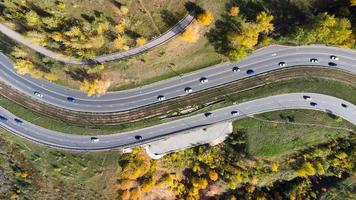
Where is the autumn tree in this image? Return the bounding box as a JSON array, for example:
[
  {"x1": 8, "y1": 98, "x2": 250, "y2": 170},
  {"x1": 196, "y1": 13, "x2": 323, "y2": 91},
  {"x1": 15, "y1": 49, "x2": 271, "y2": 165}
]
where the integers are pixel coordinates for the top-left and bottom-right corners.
[
  {"x1": 79, "y1": 79, "x2": 110, "y2": 96},
  {"x1": 136, "y1": 37, "x2": 147, "y2": 46},
  {"x1": 208, "y1": 170, "x2": 218, "y2": 181},
  {"x1": 113, "y1": 36, "x2": 129, "y2": 50},
  {"x1": 25, "y1": 10, "x2": 41, "y2": 26},
  {"x1": 230, "y1": 7, "x2": 240, "y2": 17},
  {"x1": 291, "y1": 13, "x2": 354, "y2": 47},
  {"x1": 13, "y1": 59, "x2": 35, "y2": 75},
  {"x1": 197, "y1": 10, "x2": 213, "y2": 26},
  {"x1": 271, "y1": 163, "x2": 279, "y2": 172},
  {"x1": 351, "y1": 0, "x2": 356, "y2": 6},
  {"x1": 295, "y1": 162, "x2": 316, "y2": 177},
  {"x1": 181, "y1": 25, "x2": 199, "y2": 43}
]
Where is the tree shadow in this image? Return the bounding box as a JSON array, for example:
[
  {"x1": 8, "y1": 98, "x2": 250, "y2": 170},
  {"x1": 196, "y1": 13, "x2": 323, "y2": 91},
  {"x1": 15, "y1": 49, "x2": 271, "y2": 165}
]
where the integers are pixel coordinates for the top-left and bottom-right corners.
[
  {"x1": 160, "y1": 10, "x2": 180, "y2": 27},
  {"x1": 65, "y1": 68, "x2": 99, "y2": 82},
  {"x1": 184, "y1": 1, "x2": 203, "y2": 15}
]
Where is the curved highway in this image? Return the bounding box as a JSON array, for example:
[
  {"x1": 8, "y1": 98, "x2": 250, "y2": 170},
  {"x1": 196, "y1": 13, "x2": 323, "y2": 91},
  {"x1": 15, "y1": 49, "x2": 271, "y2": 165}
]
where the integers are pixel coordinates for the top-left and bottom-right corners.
[
  {"x1": 0, "y1": 45, "x2": 355, "y2": 113},
  {"x1": 0, "y1": 93, "x2": 354, "y2": 151},
  {"x1": 0, "y1": 13, "x2": 195, "y2": 64}
]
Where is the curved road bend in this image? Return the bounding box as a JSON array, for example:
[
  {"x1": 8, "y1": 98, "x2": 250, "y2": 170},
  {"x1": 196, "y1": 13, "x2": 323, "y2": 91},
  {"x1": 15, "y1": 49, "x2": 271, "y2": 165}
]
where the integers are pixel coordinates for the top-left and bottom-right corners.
[
  {"x1": 0, "y1": 45, "x2": 355, "y2": 112},
  {"x1": 0, "y1": 13, "x2": 195, "y2": 64},
  {"x1": 0, "y1": 93, "x2": 354, "y2": 151}
]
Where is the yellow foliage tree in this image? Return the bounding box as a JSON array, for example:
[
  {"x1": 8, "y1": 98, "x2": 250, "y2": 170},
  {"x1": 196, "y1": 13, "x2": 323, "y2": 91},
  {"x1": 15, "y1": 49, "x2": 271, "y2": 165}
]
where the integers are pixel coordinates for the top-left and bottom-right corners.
[
  {"x1": 79, "y1": 79, "x2": 110, "y2": 96},
  {"x1": 230, "y1": 7, "x2": 240, "y2": 16},
  {"x1": 136, "y1": 37, "x2": 147, "y2": 46},
  {"x1": 351, "y1": 0, "x2": 356, "y2": 6},
  {"x1": 256, "y1": 11, "x2": 274, "y2": 32},
  {"x1": 25, "y1": 11, "x2": 41, "y2": 26},
  {"x1": 20, "y1": 172, "x2": 29, "y2": 178},
  {"x1": 113, "y1": 36, "x2": 129, "y2": 50},
  {"x1": 191, "y1": 177, "x2": 208, "y2": 189},
  {"x1": 130, "y1": 188, "x2": 142, "y2": 200},
  {"x1": 197, "y1": 11, "x2": 213, "y2": 26},
  {"x1": 141, "y1": 177, "x2": 156, "y2": 193},
  {"x1": 295, "y1": 162, "x2": 316, "y2": 177},
  {"x1": 208, "y1": 170, "x2": 218, "y2": 181},
  {"x1": 181, "y1": 25, "x2": 199, "y2": 43},
  {"x1": 114, "y1": 23, "x2": 126, "y2": 33},
  {"x1": 120, "y1": 5, "x2": 129, "y2": 15},
  {"x1": 13, "y1": 59, "x2": 35, "y2": 75},
  {"x1": 119, "y1": 179, "x2": 135, "y2": 190},
  {"x1": 271, "y1": 163, "x2": 279, "y2": 172},
  {"x1": 11, "y1": 47, "x2": 28, "y2": 59}
]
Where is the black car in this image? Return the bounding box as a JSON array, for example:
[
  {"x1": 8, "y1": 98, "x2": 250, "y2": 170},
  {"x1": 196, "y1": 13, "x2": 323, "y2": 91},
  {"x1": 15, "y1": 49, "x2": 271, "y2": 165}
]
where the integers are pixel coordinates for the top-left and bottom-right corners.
[
  {"x1": 328, "y1": 62, "x2": 337, "y2": 67},
  {"x1": 204, "y1": 112, "x2": 212, "y2": 118},
  {"x1": 246, "y1": 69, "x2": 255, "y2": 75},
  {"x1": 135, "y1": 135, "x2": 143, "y2": 140},
  {"x1": 310, "y1": 102, "x2": 318, "y2": 106},
  {"x1": 341, "y1": 103, "x2": 348, "y2": 108},
  {"x1": 232, "y1": 66, "x2": 240, "y2": 72},
  {"x1": 0, "y1": 115, "x2": 8, "y2": 121},
  {"x1": 67, "y1": 97, "x2": 76, "y2": 103},
  {"x1": 14, "y1": 118, "x2": 23, "y2": 124}
]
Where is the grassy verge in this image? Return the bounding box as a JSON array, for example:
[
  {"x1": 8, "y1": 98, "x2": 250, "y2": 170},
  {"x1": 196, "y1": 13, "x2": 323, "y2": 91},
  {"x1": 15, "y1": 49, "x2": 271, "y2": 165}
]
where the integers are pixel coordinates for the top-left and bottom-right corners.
[
  {"x1": 233, "y1": 110, "x2": 355, "y2": 158},
  {"x1": 0, "y1": 77, "x2": 355, "y2": 136},
  {"x1": 0, "y1": 129, "x2": 121, "y2": 199}
]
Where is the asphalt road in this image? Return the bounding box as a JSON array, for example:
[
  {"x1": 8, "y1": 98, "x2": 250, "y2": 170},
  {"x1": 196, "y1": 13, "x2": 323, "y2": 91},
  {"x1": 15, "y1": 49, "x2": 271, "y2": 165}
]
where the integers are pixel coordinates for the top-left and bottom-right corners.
[
  {"x1": 0, "y1": 13, "x2": 195, "y2": 64},
  {"x1": 0, "y1": 45, "x2": 355, "y2": 113},
  {"x1": 0, "y1": 93, "x2": 354, "y2": 151}
]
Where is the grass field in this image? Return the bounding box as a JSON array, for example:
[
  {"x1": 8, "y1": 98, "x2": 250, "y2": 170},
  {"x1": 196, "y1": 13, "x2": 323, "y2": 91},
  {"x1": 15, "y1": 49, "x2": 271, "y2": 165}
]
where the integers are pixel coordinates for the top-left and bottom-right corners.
[
  {"x1": 233, "y1": 110, "x2": 356, "y2": 158},
  {"x1": 0, "y1": 130, "x2": 121, "y2": 199},
  {"x1": 0, "y1": 77, "x2": 355, "y2": 136}
]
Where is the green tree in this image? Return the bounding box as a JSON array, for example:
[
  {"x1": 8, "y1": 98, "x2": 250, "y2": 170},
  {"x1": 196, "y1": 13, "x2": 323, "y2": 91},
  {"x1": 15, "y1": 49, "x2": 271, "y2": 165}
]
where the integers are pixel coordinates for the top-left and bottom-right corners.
[{"x1": 25, "y1": 11, "x2": 41, "y2": 26}]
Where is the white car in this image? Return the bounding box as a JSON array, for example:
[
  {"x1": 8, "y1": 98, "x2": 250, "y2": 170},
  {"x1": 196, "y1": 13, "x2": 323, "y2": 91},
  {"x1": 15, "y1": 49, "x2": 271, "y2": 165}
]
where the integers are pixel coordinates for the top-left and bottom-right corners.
[
  {"x1": 200, "y1": 77, "x2": 208, "y2": 83},
  {"x1": 157, "y1": 95, "x2": 165, "y2": 101},
  {"x1": 184, "y1": 87, "x2": 193, "y2": 94},
  {"x1": 310, "y1": 58, "x2": 318, "y2": 63},
  {"x1": 330, "y1": 55, "x2": 339, "y2": 60},
  {"x1": 278, "y1": 62, "x2": 286, "y2": 67},
  {"x1": 90, "y1": 137, "x2": 99, "y2": 143},
  {"x1": 34, "y1": 91, "x2": 43, "y2": 98}
]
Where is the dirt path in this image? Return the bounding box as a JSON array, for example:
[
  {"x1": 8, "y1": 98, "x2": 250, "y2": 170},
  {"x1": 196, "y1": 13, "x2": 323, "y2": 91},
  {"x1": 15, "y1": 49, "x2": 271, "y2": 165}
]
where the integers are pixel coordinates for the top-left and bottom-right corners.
[{"x1": 138, "y1": 0, "x2": 161, "y2": 35}]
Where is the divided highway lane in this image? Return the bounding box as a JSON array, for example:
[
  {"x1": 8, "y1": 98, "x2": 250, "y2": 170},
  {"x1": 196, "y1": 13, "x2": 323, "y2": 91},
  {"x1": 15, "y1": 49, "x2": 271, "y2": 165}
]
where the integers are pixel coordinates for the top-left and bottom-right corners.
[
  {"x1": 0, "y1": 93, "x2": 354, "y2": 151},
  {"x1": 0, "y1": 45, "x2": 355, "y2": 112},
  {"x1": 0, "y1": 13, "x2": 195, "y2": 64}
]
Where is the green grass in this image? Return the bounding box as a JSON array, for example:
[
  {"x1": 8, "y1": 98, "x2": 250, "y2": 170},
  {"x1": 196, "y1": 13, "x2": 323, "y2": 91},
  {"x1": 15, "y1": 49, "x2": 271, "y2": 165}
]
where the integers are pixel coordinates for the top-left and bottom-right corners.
[
  {"x1": 233, "y1": 110, "x2": 355, "y2": 158},
  {"x1": 0, "y1": 77, "x2": 355, "y2": 136},
  {"x1": 0, "y1": 129, "x2": 122, "y2": 199}
]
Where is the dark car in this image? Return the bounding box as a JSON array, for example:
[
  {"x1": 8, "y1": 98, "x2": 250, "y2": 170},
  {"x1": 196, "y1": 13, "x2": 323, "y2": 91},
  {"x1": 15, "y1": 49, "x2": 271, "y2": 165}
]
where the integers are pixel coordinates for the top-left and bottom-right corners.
[
  {"x1": 14, "y1": 118, "x2": 23, "y2": 124},
  {"x1": 328, "y1": 62, "x2": 337, "y2": 67},
  {"x1": 310, "y1": 102, "x2": 318, "y2": 106},
  {"x1": 0, "y1": 115, "x2": 8, "y2": 121},
  {"x1": 204, "y1": 112, "x2": 212, "y2": 118},
  {"x1": 135, "y1": 135, "x2": 143, "y2": 140},
  {"x1": 303, "y1": 95, "x2": 311, "y2": 101},
  {"x1": 67, "y1": 97, "x2": 76, "y2": 103},
  {"x1": 246, "y1": 69, "x2": 255, "y2": 75},
  {"x1": 341, "y1": 103, "x2": 348, "y2": 108},
  {"x1": 232, "y1": 66, "x2": 240, "y2": 72}
]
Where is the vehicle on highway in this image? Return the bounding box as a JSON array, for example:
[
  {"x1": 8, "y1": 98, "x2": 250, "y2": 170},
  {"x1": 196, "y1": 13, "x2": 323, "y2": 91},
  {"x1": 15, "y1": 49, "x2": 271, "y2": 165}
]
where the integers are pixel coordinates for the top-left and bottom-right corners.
[
  {"x1": 200, "y1": 77, "x2": 208, "y2": 83},
  {"x1": 303, "y1": 95, "x2": 312, "y2": 101},
  {"x1": 204, "y1": 112, "x2": 212, "y2": 118},
  {"x1": 330, "y1": 55, "x2": 339, "y2": 60},
  {"x1": 184, "y1": 87, "x2": 193, "y2": 94},
  {"x1": 232, "y1": 66, "x2": 240, "y2": 72},
  {"x1": 246, "y1": 69, "x2": 255, "y2": 75},
  {"x1": 231, "y1": 111, "x2": 239, "y2": 116},
  {"x1": 67, "y1": 97, "x2": 76, "y2": 103},
  {"x1": 310, "y1": 102, "x2": 318, "y2": 106},
  {"x1": 14, "y1": 118, "x2": 23, "y2": 124},
  {"x1": 157, "y1": 95, "x2": 166, "y2": 101},
  {"x1": 135, "y1": 135, "x2": 143, "y2": 140},
  {"x1": 341, "y1": 103, "x2": 348, "y2": 108},
  {"x1": 34, "y1": 91, "x2": 43, "y2": 98},
  {"x1": 90, "y1": 137, "x2": 99, "y2": 143},
  {"x1": 310, "y1": 58, "x2": 319, "y2": 63},
  {"x1": 0, "y1": 115, "x2": 8, "y2": 121},
  {"x1": 278, "y1": 62, "x2": 286, "y2": 67},
  {"x1": 328, "y1": 62, "x2": 337, "y2": 66}
]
